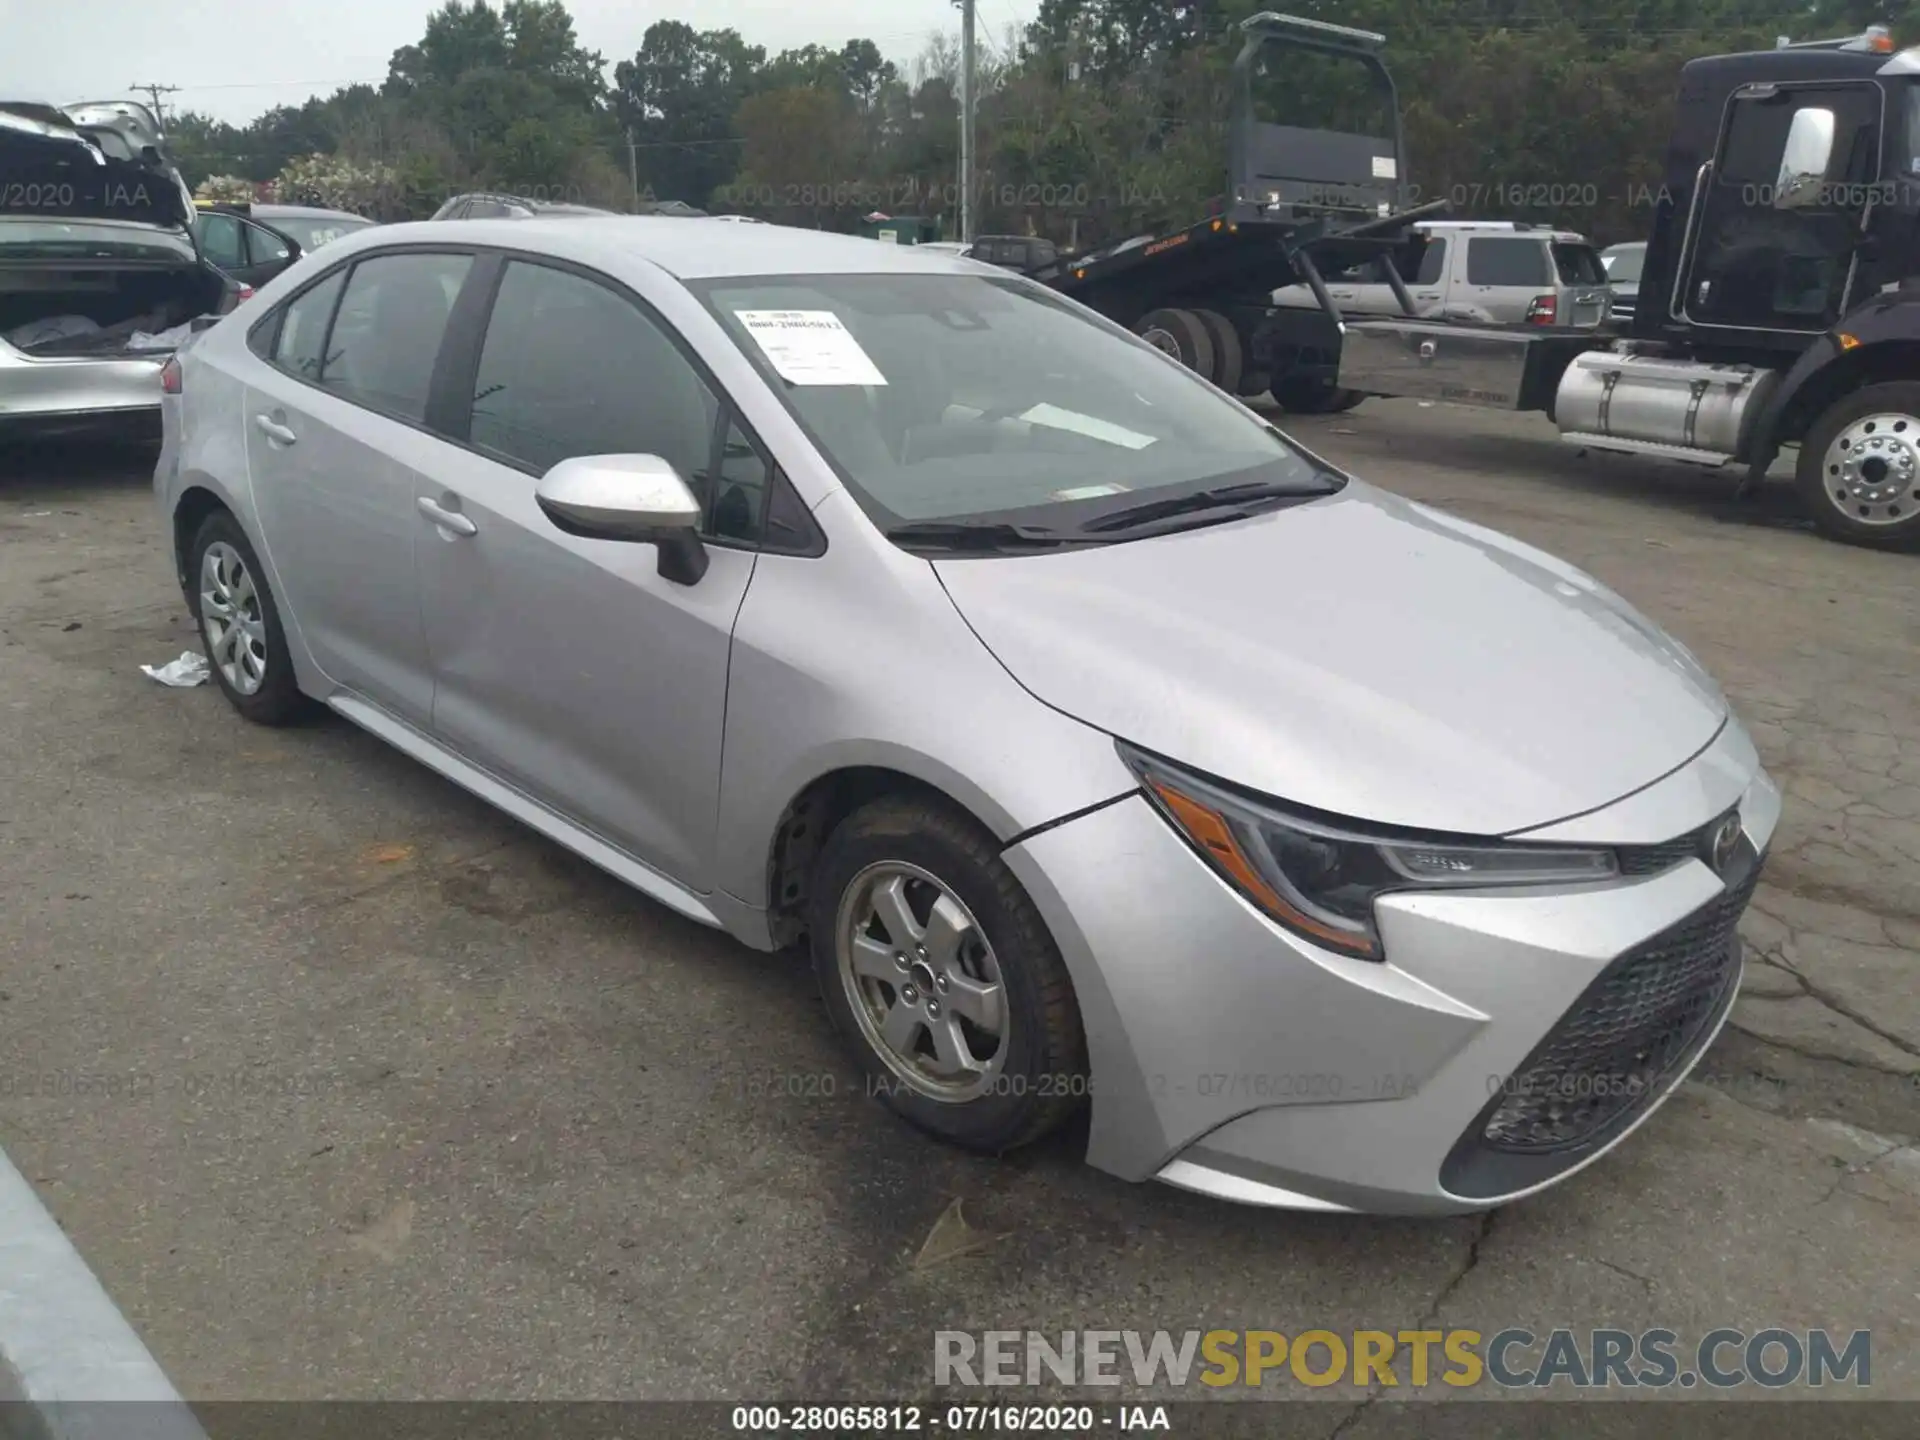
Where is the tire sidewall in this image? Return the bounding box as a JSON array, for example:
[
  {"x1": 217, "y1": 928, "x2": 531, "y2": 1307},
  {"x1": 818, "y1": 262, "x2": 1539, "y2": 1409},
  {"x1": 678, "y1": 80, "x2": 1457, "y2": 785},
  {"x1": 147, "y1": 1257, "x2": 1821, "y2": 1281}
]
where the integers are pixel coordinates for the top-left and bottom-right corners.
[
  {"x1": 1136, "y1": 308, "x2": 1215, "y2": 381},
  {"x1": 807, "y1": 814, "x2": 1078, "y2": 1149},
  {"x1": 1795, "y1": 383, "x2": 1920, "y2": 547}
]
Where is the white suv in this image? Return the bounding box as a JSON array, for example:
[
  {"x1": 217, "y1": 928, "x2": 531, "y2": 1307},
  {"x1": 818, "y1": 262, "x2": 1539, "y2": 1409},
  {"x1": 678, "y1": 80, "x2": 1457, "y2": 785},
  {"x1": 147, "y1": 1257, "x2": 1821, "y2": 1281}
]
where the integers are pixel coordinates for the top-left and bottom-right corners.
[{"x1": 1276, "y1": 221, "x2": 1614, "y2": 328}]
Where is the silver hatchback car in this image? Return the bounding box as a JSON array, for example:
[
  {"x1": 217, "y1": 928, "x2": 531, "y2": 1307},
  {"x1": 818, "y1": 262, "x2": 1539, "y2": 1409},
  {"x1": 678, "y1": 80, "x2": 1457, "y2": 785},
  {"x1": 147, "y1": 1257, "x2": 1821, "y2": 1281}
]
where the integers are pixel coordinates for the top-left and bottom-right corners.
[{"x1": 156, "y1": 219, "x2": 1780, "y2": 1215}]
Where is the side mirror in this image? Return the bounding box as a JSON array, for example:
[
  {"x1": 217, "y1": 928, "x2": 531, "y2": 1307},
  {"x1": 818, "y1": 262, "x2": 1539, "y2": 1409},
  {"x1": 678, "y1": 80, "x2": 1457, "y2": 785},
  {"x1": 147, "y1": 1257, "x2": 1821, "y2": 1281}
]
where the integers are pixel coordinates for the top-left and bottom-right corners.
[
  {"x1": 1774, "y1": 107, "x2": 1836, "y2": 210},
  {"x1": 535, "y1": 454, "x2": 709, "y2": 584}
]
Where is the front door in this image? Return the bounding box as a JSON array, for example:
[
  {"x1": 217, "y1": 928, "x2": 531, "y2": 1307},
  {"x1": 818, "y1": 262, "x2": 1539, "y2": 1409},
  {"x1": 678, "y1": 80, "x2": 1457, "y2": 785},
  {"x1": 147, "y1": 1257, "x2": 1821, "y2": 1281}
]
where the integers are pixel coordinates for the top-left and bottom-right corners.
[
  {"x1": 414, "y1": 256, "x2": 763, "y2": 888},
  {"x1": 1681, "y1": 81, "x2": 1882, "y2": 332},
  {"x1": 241, "y1": 249, "x2": 475, "y2": 726}
]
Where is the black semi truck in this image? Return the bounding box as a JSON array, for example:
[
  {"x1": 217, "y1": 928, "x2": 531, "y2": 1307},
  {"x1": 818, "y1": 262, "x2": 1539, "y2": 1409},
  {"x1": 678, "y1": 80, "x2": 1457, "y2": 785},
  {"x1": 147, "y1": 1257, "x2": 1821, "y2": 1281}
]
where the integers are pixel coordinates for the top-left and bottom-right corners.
[{"x1": 1030, "y1": 12, "x2": 1920, "y2": 548}]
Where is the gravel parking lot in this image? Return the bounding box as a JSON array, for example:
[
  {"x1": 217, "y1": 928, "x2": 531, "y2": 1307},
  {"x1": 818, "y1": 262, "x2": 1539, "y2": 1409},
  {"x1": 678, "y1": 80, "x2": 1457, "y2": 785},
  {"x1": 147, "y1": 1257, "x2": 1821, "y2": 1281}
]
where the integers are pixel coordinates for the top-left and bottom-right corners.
[{"x1": 1, "y1": 399, "x2": 1916, "y2": 1417}]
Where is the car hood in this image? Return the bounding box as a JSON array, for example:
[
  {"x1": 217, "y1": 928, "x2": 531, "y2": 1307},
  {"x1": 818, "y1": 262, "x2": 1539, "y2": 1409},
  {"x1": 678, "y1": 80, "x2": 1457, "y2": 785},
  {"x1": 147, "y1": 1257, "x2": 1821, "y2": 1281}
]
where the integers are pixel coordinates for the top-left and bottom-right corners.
[
  {"x1": 934, "y1": 483, "x2": 1728, "y2": 837},
  {"x1": 0, "y1": 101, "x2": 194, "y2": 230}
]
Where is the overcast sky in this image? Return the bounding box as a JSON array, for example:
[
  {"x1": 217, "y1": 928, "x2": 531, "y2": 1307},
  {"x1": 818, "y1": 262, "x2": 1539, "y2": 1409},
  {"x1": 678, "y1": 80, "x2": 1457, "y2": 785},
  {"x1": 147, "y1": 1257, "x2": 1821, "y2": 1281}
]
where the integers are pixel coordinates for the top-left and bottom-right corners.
[{"x1": 0, "y1": 0, "x2": 1038, "y2": 124}]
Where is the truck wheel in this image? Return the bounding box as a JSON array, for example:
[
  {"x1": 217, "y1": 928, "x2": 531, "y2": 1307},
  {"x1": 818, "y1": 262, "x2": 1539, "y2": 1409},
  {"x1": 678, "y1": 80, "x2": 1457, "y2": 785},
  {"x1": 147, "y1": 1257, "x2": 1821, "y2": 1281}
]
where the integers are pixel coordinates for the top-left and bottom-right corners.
[
  {"x1": 1271, "y1": 377, "x2": 1363, "y2": 415},
  {"x1": 1796, "y1": 383, "x2": 1920, "y2": 548},
  {"x1": 1135, "y1": 309, "x2": 1216, "y2": 380},
  {"x1": 1193, "y1": 310, "x2": 1244, "y2": 394}
]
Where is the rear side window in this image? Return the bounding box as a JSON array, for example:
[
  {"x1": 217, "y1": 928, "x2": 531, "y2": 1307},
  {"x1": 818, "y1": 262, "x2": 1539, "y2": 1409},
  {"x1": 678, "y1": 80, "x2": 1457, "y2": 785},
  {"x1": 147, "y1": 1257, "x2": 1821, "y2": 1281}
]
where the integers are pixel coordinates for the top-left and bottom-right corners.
[
  {"x1": 1552, "y1": 243, "x2": 1607, "y2": 286},
  {"x1": 319, "y1": 252, "x2": 472, "y2": 422},
  {"x1": 271, "y1": 268, "x2": 347, "y2": 380},
  {"x1": 245, "y1": 222, "x2": 292, "y2": 267},
  {"x1": 197, "y1": 213, "x2": 244, "y2": 269},
  {"x1": 1414, "y1": 236, "x2": 1447, "y2": 285},
  {"x1": 1467, "y1": 237, "x2": 1551, "y2": 287}
]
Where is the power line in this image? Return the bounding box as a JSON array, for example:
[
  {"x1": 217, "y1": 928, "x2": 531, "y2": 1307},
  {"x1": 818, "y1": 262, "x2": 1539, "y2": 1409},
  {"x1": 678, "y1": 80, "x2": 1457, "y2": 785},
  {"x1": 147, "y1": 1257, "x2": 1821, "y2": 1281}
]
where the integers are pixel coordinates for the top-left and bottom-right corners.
[{"x1": 128, "y1": 81, "x2": 180, "y2": 125}]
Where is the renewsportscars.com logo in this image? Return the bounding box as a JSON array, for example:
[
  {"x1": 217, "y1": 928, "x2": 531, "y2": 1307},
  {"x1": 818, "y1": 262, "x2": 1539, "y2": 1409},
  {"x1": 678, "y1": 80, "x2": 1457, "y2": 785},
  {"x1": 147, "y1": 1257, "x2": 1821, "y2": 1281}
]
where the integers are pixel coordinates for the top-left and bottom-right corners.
[{"x1": 934, "y1": 1328, "x2": 1872, "y2": 1391}]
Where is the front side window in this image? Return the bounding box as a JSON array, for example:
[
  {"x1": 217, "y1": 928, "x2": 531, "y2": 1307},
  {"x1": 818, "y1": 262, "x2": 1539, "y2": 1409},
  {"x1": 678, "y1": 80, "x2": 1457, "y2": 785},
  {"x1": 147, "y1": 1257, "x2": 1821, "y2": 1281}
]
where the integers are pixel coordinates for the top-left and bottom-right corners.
[
  {"x1": 1467, "y1": 237, "x2": 1551, "y2": 287},
  {"x1": 696, "y1": 273, "x2": 1333, "y2": 531},
  {"x1": 319, "y1": 251, "x2": 472, "y2": 422},
  {"x1": 467, "y1": 260, "x2": 767, "y2": 542},
  {"x1": 270, "y1": 267, "x2": 347, "y2": 380}
]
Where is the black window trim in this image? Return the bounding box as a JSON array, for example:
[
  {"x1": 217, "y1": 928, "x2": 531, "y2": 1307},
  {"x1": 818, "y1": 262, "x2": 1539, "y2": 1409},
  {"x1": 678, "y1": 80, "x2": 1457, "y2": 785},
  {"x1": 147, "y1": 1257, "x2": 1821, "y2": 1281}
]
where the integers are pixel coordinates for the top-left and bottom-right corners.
[{"x1": 435, "y1": 246, "x2": 823, "y2": 557}]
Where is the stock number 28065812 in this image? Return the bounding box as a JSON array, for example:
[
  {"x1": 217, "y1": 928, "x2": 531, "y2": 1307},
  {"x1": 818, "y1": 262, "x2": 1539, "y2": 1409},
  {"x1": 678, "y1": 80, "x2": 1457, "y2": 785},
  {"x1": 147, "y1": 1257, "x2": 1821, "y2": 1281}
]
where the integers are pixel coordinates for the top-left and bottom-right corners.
[{"x1": 731, "y1": 1406, "x2": 923, "y2": 1432}]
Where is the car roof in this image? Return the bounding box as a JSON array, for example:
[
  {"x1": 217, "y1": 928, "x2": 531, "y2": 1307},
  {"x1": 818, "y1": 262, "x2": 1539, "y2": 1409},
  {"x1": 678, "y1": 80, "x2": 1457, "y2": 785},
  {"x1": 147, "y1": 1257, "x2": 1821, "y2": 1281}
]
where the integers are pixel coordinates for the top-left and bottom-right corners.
[
  {"x1": 251, "y1": 203, "x2": 369, "y2": 222},
  {"x1": 1603, "y1": 240, "x2": 1647, "y2": 253},
  {"x1": 323, "y1": 216, "x2": 994, "y2": 281}
]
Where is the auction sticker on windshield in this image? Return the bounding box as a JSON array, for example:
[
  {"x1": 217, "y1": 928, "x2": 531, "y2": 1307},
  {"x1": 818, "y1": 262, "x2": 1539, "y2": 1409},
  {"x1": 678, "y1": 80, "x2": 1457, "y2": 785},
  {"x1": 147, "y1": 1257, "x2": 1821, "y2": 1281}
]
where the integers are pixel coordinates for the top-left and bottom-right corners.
[{"x1": 735, "y1": 310, "x2": 888, "y2": 386}]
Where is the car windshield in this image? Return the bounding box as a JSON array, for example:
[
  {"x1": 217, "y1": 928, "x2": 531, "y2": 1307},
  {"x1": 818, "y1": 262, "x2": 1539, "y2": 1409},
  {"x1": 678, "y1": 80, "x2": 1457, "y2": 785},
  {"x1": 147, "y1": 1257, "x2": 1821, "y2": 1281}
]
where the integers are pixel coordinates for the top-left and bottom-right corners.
[
  {"x1": 695, "y1": 273, "x2": 1333, "y2": 530},
  {"x1": 1552, "y1": 243, "x2": 1608, "y2": 286},
  {"x1": 265, "y1": 214, "x2": 371, "y2": 250},
  {"x1": 0, "y1": 217, "x2": 193, "y2": 261},
  {"x1": 1603, "y1": 246, "x2": 1645, "y2": 283}
]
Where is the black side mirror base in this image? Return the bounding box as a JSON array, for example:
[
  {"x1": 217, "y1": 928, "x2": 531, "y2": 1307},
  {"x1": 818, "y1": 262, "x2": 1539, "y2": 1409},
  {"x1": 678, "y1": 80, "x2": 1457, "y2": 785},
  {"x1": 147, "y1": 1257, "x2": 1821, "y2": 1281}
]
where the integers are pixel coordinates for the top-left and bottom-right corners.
[{"x1": 657, "y1": 530, "x2": 710, "y2": 585}]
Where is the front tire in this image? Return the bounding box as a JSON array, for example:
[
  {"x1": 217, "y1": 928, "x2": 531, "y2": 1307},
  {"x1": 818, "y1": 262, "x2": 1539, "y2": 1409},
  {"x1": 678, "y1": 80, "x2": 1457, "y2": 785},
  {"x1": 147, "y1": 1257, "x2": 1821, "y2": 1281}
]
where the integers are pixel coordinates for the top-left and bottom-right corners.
[
  {"x1": 808, "y1": 795, "x2": 1087, "y2": 1153},
  {"x1": 188, "y1": 510, "x2": 313, "y2": 725},
  {"x1": 1794, "y1": 382, "x2": 1920, "y2": 548}
]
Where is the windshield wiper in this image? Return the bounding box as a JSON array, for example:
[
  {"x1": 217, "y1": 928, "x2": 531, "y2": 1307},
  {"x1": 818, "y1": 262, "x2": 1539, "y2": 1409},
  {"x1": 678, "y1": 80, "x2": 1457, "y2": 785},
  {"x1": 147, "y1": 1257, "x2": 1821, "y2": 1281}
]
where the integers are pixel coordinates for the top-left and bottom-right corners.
[
  {"x1": 1077, "y1": 478, "x2": 1333, "y2": 534},
  {"x1": 885, "y1": 519, "x2": 1107, "y2": 552}
]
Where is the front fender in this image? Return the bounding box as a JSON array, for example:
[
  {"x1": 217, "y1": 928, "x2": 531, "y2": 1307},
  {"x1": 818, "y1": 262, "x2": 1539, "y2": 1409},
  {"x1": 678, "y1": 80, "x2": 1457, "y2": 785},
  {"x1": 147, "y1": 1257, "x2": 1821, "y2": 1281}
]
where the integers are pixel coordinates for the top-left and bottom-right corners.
[{"x1": 1745, "y1": 293, "x2": 1920, "y2": 483}]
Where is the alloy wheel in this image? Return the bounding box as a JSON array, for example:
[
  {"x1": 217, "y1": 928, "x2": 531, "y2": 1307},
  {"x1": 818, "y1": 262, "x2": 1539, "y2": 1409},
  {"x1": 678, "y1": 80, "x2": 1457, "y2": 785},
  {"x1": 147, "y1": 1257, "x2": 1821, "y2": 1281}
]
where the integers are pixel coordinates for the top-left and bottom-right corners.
[
  {"x1": 200, "y1": 540, "x2": 268, "y2": 695},
  {"x1": 1823, "y1": 412, "x2": 1920, "y2": 527},
  {"x1": 834, "y1": 861, "x2": 1010, "y2": 1102}
]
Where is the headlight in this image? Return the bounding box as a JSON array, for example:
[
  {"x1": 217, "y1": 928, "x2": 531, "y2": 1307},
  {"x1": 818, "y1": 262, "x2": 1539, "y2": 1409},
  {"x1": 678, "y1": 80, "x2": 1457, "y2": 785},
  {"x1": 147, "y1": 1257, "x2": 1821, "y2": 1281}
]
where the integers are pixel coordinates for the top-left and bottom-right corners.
[{"x1": 1119, "y1": 744, "x2": 1619, "y2": 961}]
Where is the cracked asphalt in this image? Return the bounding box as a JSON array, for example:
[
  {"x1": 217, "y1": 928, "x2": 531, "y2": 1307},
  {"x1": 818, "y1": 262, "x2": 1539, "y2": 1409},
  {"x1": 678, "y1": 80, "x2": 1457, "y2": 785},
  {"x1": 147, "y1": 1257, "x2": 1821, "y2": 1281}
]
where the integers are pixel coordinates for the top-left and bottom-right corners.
[{"x1": 0, "y1": 400, "x2": 1915, "y2": 1417}]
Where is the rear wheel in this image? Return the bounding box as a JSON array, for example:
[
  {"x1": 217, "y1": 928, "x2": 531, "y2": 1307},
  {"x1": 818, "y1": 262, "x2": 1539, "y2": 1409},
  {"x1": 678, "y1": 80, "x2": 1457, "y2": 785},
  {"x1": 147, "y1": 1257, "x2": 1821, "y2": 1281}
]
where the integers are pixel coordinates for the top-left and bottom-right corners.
[
  {"x1": 1193, "y1": 309, "x2": 1244, "y2": 395},
  {"x1": 1795, "y1": 382, "x2": 1920, "y2": 548},
  {"x1": 1134, "y1": 308, "x2": 1216, "y2": 380},
  {"x1": 1271, "y1": 377, "x2": 1364, "y2": 414},
  {"x1": 188, "y1": 510, "x2": 313, "y2": 725},
  {"x1": 808, "y1": 795, "x2": 1087, "y2": 1153}
]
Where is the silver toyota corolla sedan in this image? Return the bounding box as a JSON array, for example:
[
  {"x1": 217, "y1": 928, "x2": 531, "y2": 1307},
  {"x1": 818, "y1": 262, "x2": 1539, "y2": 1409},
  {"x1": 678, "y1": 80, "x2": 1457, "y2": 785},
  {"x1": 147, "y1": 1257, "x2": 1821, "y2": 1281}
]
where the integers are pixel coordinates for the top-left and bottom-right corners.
[{"x1": 154, "y1": 218, "x2": 1781, "y2": 1215}]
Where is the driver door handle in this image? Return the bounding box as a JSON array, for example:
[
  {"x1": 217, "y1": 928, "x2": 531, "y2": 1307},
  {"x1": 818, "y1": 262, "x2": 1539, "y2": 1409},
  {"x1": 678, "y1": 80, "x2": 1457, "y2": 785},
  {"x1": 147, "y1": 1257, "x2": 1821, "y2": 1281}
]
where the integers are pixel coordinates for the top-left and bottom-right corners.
[
  {"x1": 253, "y1": 414, "x2": 297, "y2": 446},
  {"x1": 417, "y1": 495, "x2": 477, "y2": 536}
]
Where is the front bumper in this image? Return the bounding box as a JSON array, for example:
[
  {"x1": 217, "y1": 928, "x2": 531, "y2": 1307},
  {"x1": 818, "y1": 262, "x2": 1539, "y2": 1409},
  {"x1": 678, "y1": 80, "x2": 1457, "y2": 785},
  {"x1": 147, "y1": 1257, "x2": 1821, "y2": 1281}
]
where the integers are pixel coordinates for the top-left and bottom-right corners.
[{"x1": 1002, "y1": 721, "x2": 1781, "y2": 1216}]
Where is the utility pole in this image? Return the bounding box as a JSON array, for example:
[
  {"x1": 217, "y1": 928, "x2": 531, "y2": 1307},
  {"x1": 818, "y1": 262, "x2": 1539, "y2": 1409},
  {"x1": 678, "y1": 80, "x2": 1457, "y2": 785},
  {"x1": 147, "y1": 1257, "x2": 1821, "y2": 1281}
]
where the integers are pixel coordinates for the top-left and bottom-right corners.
[
  {"x1": 626, "y1": 127, "x2": 639, "y2": 213},
  {"x1": 129, "y1": 82, "x2": 180, "y2": 128},
  {"x1": 955, "y1": 0, "x2": 976, "y2": 243}
]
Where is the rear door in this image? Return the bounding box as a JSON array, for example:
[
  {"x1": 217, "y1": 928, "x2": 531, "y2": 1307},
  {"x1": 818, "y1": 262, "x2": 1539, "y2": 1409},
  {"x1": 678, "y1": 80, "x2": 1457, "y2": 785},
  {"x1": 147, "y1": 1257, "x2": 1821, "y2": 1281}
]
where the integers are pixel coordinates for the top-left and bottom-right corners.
[
  {"x1": 411, "y1": 254, "x2": 762, "y2": 886},
  {"x1": 241, "y1": 247, "x2": 474, "y2": 725}
]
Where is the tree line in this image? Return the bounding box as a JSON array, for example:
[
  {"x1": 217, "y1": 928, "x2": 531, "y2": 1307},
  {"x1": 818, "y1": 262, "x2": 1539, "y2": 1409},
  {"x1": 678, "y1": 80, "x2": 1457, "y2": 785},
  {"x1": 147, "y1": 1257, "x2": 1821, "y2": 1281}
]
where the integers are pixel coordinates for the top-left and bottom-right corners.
[{"x1": 170, "y1": 0, "x2": 1920, "y2": 249}]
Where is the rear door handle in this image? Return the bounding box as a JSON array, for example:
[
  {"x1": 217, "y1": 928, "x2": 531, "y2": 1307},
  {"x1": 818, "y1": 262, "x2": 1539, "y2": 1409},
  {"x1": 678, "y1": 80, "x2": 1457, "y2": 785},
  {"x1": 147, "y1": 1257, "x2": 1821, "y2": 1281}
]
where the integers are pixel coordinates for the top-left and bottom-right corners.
[
  {"x1": 253, "y1": 414, "x2": 296, "y2": 445},
  {"x1": 417, "y1": 495, "x2": 477, "y2": 536}
]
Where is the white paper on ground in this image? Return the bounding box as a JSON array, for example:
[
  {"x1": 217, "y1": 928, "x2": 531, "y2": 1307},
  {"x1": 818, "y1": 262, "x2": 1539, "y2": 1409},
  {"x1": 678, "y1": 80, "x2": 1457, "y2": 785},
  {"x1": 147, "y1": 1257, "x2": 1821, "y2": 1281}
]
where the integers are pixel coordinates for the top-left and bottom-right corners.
[
  {"x1": 140, "y1": 651, "x2": 210, "y2": 687},
  {"x1": 1019, "y1": 403, "x2": 1157, "y2": 450},
  {"x1": 735, "y1": 310, "x2": 888, "y2": 386}
]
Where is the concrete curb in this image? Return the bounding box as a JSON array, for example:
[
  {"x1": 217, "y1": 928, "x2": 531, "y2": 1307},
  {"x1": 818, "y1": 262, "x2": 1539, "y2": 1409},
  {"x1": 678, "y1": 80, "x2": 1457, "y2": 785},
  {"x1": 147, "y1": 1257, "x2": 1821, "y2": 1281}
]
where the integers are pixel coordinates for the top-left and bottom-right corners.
[{"x1": 0, "y1": 1146, "x2": 206, "y2": 1440}]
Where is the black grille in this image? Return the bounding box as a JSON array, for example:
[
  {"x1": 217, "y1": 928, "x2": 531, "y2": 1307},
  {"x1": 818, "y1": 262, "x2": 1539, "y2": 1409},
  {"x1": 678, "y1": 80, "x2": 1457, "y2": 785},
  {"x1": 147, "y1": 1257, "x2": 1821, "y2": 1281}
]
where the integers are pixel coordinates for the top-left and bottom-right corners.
[
  {"x1": 1480, "y1": 860, "x2": 1761, "y2": 1155},
  {"x1": 1616, "y1": 810, "x2": 1733, "y2": 877}
]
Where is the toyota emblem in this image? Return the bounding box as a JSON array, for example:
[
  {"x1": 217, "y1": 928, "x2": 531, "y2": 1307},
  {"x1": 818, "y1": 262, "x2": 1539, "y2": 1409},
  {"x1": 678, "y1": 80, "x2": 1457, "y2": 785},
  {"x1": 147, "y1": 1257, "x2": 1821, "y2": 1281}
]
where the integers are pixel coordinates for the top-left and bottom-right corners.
[{"x1": 1710, "y1": 813, "x2": 1743, "y2": 873}]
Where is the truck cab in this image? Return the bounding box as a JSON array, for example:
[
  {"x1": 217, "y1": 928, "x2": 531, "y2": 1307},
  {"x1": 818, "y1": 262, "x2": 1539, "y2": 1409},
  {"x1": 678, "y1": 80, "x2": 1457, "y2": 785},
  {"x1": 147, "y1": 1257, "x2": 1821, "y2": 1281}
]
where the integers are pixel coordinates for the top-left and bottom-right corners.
[{"x1": 1334, "y1": 23, "x2": 1920, "y2": 545}]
